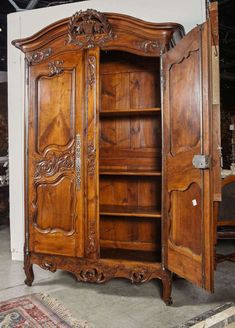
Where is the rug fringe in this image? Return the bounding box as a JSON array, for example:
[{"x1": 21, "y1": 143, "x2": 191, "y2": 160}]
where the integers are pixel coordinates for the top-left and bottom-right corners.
[{"x1": 36, "y1": 293, "x2": 91, "y2": 328}]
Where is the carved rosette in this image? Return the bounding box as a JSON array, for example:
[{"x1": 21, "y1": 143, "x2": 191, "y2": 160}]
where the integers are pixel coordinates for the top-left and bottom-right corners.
[
  {"x1": 67, "y1": 9, "x2": 116, "y2": 49},
  {"x1": 76, "y1": 265, "x2": 119, "y2": 283},
  {"x1": 48, "y1": 60, "x2": 64, "y2": 76},
  {"x1": 34, "y1": 148, "x2": 75, "y2": 180},
  {"x1": 138, "y1": 40, "x2": 160, "y2": 53},
  {"x1": 27, "y1": 48, "x2": 52, "y2": 64},
  {"x1": 88, "y1": 56, "x2": 96, "y2": 88},
  {"x1": 129, "y1": 268, "x2": 150, "y2": 283},
  {"x1": 87, "y1": 140, "x2": 96, "y2": 176}
]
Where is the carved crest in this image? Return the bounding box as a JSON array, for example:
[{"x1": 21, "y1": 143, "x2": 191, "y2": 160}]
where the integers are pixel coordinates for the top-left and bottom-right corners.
[{"x1": 67, "y1": 9, "x2": 116, "y2": 49}]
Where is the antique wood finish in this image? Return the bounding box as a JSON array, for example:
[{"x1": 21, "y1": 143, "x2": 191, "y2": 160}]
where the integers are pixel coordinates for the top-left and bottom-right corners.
[
  {"x1": 12, "y1": 9, "x2": 219, "y2": 304},
  {"x1": 13, "y1": 11, "x2": 184, "y2": 57},
  {"x1": 27, "y1": 51, "x2": 85, "y2": 262},
  {"x1": 162, "y1": 21, "x2": 215, "y2": 291},
  {"x1": 85, "y1": 48, "x2": 100, "y2": 259},
  {"x1": 28, "y1": 252, "x2": 172, "y2": 304}
]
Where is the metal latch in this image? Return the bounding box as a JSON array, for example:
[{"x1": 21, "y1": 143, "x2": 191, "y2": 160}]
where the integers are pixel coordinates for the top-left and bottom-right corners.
[{"x1": 192, "y1": 155, "x2": 211, "y2": 169}]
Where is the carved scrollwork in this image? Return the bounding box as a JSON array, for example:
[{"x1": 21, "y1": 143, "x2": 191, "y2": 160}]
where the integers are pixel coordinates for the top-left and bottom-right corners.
[
  {"x1": 138, "y1": 40, "x2": 160, "y2": 53},
  {"x1": 34, "y1": 148, "x2": 75, "y2": 180},
  {"x1": 27, "y1": 48, "x2": 52, "y2": 64},
  {"x1": 48, "y1": 60, "x2": 64, "y2": 76},
  {"x1": 87, "y1": 140, "x2": 96, "y2": 176},
  {"x1": 29, "y1": 254, "x2": 173, "y2": 304},
  {"x1": 88, "y1": 56, "x2": 96, "y2": 88},
  {"x1": 67, "y1": 9, "x2": 116, "y2": 49}
]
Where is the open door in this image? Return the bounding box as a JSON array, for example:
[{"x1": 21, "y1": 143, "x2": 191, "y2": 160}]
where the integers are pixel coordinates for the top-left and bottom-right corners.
[{"x1": 162, "y1": 21, "x2": 217, "y2": 291}]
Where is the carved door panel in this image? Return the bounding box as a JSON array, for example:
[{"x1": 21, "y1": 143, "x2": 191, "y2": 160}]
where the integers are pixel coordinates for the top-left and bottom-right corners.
[
  {"x1": 27, "y1": 52, "x2": 85, "y2": 257},
  {"x1": 162, "y1": 21, "x2": 215, "y2": 291}
]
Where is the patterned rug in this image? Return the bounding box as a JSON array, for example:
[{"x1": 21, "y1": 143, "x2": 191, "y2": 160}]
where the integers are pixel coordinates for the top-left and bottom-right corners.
[
  {"x1": 175, "y1": 303, "x2": 235, "y2": 328},
  {"x1": 0, "y1": 293, "x2": 90, "y2": 327}
]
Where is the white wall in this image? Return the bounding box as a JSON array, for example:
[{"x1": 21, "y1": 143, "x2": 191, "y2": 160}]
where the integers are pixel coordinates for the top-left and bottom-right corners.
[{"x1": 8, "y1": 0, "x2": 206, "y2": 261}]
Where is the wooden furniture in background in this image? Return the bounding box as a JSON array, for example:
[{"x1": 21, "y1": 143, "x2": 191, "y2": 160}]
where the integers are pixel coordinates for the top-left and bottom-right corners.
[
  {"x1": 215, "y1": 175, "x2": 235, "y2": 263},
  {"x1": 12, "y1": 8, "x2": 221, "y2": 304}
]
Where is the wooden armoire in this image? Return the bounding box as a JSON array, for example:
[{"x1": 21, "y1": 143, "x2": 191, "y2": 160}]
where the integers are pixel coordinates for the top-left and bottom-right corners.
[{"x1": 13, "y1": 5, "x2": 221, "y2": 305}]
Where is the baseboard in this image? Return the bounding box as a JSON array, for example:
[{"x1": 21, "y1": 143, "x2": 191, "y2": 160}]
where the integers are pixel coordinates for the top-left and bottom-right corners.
[{"x1": 11, "y1": 250, "x2": 24, "y2": 261}]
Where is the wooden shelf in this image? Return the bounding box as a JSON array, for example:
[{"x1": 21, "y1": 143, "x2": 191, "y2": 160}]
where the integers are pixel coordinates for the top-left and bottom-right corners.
[
  {"x1": 100, "y1": 205, "x2": 161, "y2": 218},
  {"x1": 100, "y1": 239, "x2": 159, "y2": 251},
  {"x1": 100, "y1": 108, "x2": 161, "y2": 117},
  {"x1": 99, "y1": 169, "x2": 162, "y2": 176}
]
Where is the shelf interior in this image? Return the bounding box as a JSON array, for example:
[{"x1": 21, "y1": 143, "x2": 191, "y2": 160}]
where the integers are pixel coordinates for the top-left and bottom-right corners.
[{"x1": 99, "y1": 50, "x2": 162, "y2": 262}]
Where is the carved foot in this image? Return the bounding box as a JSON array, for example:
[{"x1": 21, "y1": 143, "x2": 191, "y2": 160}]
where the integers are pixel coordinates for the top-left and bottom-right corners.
[
  {"x1": 162, "y1": 270, "x2": 173, "y2": 306},
  {"x1": 164, "y1": 296, "x2": 173, "y2": 306},
  {"x1": 24, "y1": 255, "x2": 34, "y2": 287}
]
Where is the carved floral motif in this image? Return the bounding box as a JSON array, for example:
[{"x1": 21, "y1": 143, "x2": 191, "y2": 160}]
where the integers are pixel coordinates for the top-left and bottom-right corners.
[
  {"x1": 27, "y1": 48, "x2": 52, "y2": 64},
  {"x1": 48, "y1": 60, "x2": 64, "y2": 76},
  {"x1": 34, "y1": 148, "x2": 75, "y2": 179},
  {"x1": 87, "y1": 140, "x2": 96, "y2": 176},
  {"x1": 88, "y1": 56, "x2": 96, "y2": 88},
  {"x1": 67, "y1": 9, "x2": 116, "y2": 49}
]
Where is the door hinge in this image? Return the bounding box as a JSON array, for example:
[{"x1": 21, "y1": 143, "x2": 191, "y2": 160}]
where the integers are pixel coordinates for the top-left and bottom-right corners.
[{"x1": 192, "y1": 155, "x2": 211, "y2": 169}]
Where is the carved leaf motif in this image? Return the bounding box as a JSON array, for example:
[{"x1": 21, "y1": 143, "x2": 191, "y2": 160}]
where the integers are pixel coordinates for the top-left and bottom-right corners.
[
  {"x1": 67, "y1": 9, "x2": 116, "y2": 49},
  {"x1": 34, "y1": 148, "x2": 75, "y2": 179},
  {"x1": 27, "y1": 48, "x2": 52, "y2": 64},
  {"x1": 87, "y1": 140, "x2": 96, "y2": 176},
  {"x1": 48, "y1": 60, "x2": 64, "y2": 76},
  {"x1": 88, "y1": 56, "x2": 96, "y2": 88}
]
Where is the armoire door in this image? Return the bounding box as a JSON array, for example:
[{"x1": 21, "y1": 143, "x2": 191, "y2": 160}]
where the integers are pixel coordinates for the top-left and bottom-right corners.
[
  {"x1": 162, "y1": 21, "x2": 218, "y2": 291},
  {"x1": 27, "y1": 51, "x2": 85, "y2": 258}
]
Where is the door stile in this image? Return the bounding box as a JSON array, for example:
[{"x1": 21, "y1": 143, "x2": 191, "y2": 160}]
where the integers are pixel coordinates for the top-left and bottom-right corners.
[
  {"x1": 24, "y1": 57, "x2": 30, "y2": 257},
  {"x1": 85, "y1": 48, "x2": 100, "y2": 259},
  {"x1": 160, "y1": 51, "x2": 168, "y2": 273},
  {"x1": 74, "y1": 52, "x2": 85, "y2": 258},
  {"x1": 201, "y1": 21, "x2": 214, "y2": 291}
]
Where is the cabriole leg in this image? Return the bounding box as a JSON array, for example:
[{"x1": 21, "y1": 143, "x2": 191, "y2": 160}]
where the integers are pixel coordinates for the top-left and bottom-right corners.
[
  {"x1": 24, "y1": 254, "x2": 34, "y2": 286},
  {"x1": 162, "y1": 270, "x2": 173, "y2": 305}
]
